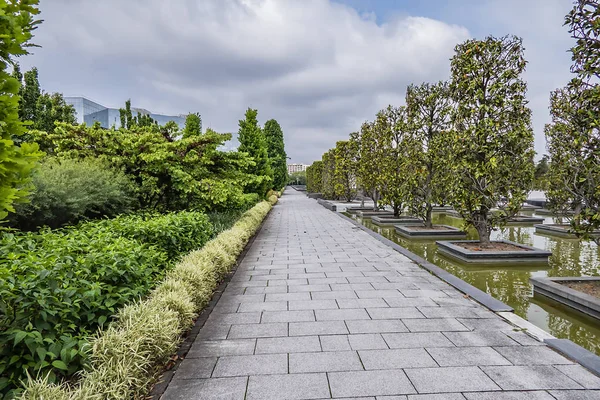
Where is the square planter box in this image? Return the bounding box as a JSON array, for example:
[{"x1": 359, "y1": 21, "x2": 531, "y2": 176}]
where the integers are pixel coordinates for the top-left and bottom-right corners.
[
  {"x1": 317, "y1": 199, "x2": 337, "y2": 211},
  {"x1": 432, "y1": 206, "x2": 454, "y2": 212},
  {"x1": 506, "y1": 215, "x2": 545, "y2": 225},
  {"x1": 307, "y1": 192, "x2": 324, "y2": 199},
  {"x1": 395, "y1": 224, "x2": 467, "y2": 240},
  {"x1": 436, "y1": 240, "x2": 552, "y2": 264},
  {"x1": 372, "y1": 216, "x2": 423, "y2": 227},
  {"x1": 356, "y1": 210, "x2": 394, "y2": 218},
  {"x1": 346, "y1": 206, "x2": 377, "y2": 215},
  {"x1": 530, "y1": 277, "x2": 600, "y2": 321},
  {"x1": 535, "y1": 208, "x2": 575, "y2": 216},
  {"x1": 534, "y1": 224, "x2": 600, "y2": 239}
]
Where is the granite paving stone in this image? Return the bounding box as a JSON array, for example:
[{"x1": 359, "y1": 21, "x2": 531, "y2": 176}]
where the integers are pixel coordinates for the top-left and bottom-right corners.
[
  {"x1": 255, "y1": 335, "x2": 321, "y2": 354},
  {"x1": 329, "y1": 370, "x2": 417, "y2": 397},
  {"x1": 348, "y1": 333, "x2": 389, "y2": 350},
  {"x1": 320, "y1": 334, "x2": 352, "y2": 351},
  {"x1": 359, "y1": 348, "x2": 438, "y2": 369},
  {"x1": 405, "y1": 366, "x2": 501, "y2": 393},
  {"x1": 426, "y1": 346, "x2": 511, "y2": 366},
  {"x1": 161, "y1": 377, "x2": 248, "y2": 400},
  {"x1": 493, "y1": 345, "x2": 576, "y2": 365},
  {"x1": 246, "y1": 373, "x2": 330, "y2": 400},
  {"x1": 382, "y1": 332, "x2": 455, "y2": 349},
  {"x1": 187, "y1": 339, "x2": 255, "y2": 358},
  {"x1": 211, "y1": 353, "x2": 287, "y2": 377},
  {"x1": 289, "y1": 350, "x2": 363, "y2": 372},
  {"x1": 481, "y1": 365, "x2": 583, "y2": 390},
  {"x1": 261, "y1": 310, "x2": 315, "y2": 323}
]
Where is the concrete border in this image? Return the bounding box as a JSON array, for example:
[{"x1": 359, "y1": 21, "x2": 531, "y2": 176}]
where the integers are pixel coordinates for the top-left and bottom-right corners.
[
  {"x1": 436, "y1": 240, "x2": 552, "y2": 264},
  {"x1": 307, "y1": 192, "x2": 323, "y2": 199},
  {"x1": 395, "y1": 224, "x2": 467, "y2": 240},
  {"x1": 545, "y1": 338, "x2": 600, "y2": 376},
  {"x1": 371, "y1": 216, "x2": 422, "y2": 227},
  {"x1": 336, "y1": 212, "x2": 513, "y2": 312},
  {"x1": 317, "y1": 198, "x2": 337, "y2": 211},
  {"x1": 530, "y1": 276, "x2": 600, "y2": 320},
  {"x1": 346, "y1": 206, "x2": 376, "y2": 215},
  {"x1": 356, "y1": 210, "x2": 394, "y2": 218},
  {"x1": 507, "y1": 215, "x2": 545, "y2": 224}
]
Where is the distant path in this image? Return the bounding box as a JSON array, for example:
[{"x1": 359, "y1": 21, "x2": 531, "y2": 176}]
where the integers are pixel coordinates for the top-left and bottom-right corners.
[{"x1": 161, "y1": 189, "x2": 600, "y2": 399}]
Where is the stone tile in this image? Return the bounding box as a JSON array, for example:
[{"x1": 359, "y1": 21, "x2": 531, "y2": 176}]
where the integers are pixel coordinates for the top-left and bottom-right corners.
[
  {"x1": 228, "y1": 323, "x2": 287, "y2": 339},
  {"x1": 172, "y1": 357, "x2": 217, "y2": 379},
  {"x1": 331, "y1": 283, "x2": 375, "y2": 291},
  {"x1": 312, "y1": 291, "x2": 359, "y2": 300},
  {"x1": 505, "y1": 331, "x2": 545, "y2": 346},
  {"x1": 407, "y1": 394, "x2": 465, "y2": 400},
  {"x1": 405, "y1": 366, "x2": 501, "y2": 393},
  {"x1": 212, "y1": 353, "x2": 287, "y2": 377},
  {"x1": 346, "y1": 319, "x2": 408, "y2": 334},
  {"x1": 237, "y1": 301, "x2": 288, "y2": 312},
  {"x1": 417, "y1": 307, "x2": 485, "y2": 318},
  {"x1": 383, "y1": 332, "x2": 455, "y2": 349},
  {"x1": 493, "y1": 345, "x2": 574, "y2": 365},
  {"x1": 549, "y1": 390, "x2": 600, "y2": 399},
  {"x1": 265, "y1": 292, "x2": 311, "y2": 302},
  {"x1": 207, "y1": 312, "x2": 261, "y2": 325},
  {"x1": 329, "y1": 370, "x2": 416, "y2": 397},
  {"x1": 427, "y1": 346, "x2": 511, "y2": 366},
  {"x1": 255, "y1": 335, "x2": 321, "y2": 354},
  {"x1": 196, "y1": 324, "x2": 232, "y2": 340},
  {"x1": 464, "y1": 391, "x2": 555, "y2": 399},
  {"x1": 442, "y1": 331, "x2": 520, "y2": 347},
  {"x1": 309, "y1": 277, "x2": 349, "y2": 285},
  {"x1": 357, "y1": 290, "x2": 404, "y2": 298},
  {"x1": 289, "y1": 350, "x2": 363, "y2": 373},
  {"x1": 403, "y1": 318, "x2": 469, "y2": 332},
  {"x1": 320, "y1": 334, "x2": 352, "y2": 351},
  {"x1": 367, "y1": 307, "x2": 424, "y2": 319},
  {"x1": 261, "y1": 310, "x2": 315, "y2": 323},
  {"x1": 400, "y1": 289, "x2": 449, "y2": 298},
  {"x1": 457, "y1": 318, "x2": 512, "y2": 331},
  {"x1": 315, "y1": 308, "x2": 371, "y2": 321},
  {"x1": 187, "y1": 339, "x2": 256, "y2": 358},
  {"x1": 289, "y1": 320, "x2": 349, "y2": 336},
  {"x1": 289, "y1": 299, "x2": 338, "y2": 310},
  {"x1": 359, "y1": 348, "x2": 437, "y2": 369},
  {"x1": 288, "y1": 284, "x2": 331, "y2": 292},
  {"x1": 337, "y1": 298, "x2": 389, "y2": 309},
  {"x1": 220, "y1": 294, "x2": 265, "y2": 303},
  {"x1": 481, "y1": 366, "x2": 583, "y2": 390},
  {"x1": 348, "y1": 333, "x2": 389, "y2": 350},
  {"x1": 554, "y1": 364, "x2": 600, "y2": 389},
  {"x1": 247, "y1": 373, "x2": 330, "y2": 400},
  {"x1": 161, "y1": 377, "x2": 248, "y2": 400},
  {"x1": 243, "y1": 285, "x2": 288, "y2": 294}
]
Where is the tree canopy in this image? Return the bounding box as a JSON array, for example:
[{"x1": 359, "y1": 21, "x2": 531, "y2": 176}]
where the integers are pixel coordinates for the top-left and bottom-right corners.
[
  {"x1": 238, "y1": 108, "x2": 273, "y2": 197},
  {"x1": 263, "y1": 119, "x2": 287, "y2": 190}
]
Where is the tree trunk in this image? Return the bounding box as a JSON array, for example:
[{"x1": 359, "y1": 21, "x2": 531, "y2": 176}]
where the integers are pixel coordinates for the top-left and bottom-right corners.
[
  {"x1": 393, "y1": 204, "x2": 402, "y2": 217},
  {"x1": 425, "y1": 204, "x2": 433, "y2": 228},
  {"x1": 372, "y1": 190, "x2": 379, "y2": 210},
  {"x1": 473, "y1": 212, "x2": 492, "y2": 248}
]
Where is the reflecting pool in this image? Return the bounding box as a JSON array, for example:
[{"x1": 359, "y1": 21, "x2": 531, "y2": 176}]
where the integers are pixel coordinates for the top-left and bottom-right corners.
[{"x1": 349, "y1": 211, "x2": 600, "y2": 355}]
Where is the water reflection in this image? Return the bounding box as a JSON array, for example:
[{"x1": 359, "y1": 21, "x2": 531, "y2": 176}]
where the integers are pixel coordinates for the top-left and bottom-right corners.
[{"x1": 351, "y1": 212, "x2": 600, "y2": 355}]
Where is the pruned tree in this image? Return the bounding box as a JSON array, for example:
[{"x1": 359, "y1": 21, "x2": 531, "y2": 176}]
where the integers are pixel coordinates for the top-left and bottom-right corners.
[
  {"x1": 306, "y1": 161, "x2": 323, "y2": 193},
  {"x1": 333, "y1": 139, "x2": 358, "y2": 202},
  {"x1": 405, "y1": 82, "x2": 454, "y2": 227},
  {"x1": 449, "y1": 35, "x2": 535, "y2": 247},
  {"x1": 321, "y1": 149, "x2": 336, "y2": 199},
  {"x1": 264, "y1": 119, "x2": 288, "y2": 190},
  {"x1": 183, "y1": 112, "x2": 202, "y2": 137},
  {"x1": 238, "y1": 108, "x2": 273, "y2": 196},
  {"x1": 355, "y1": 121, "x2": 386, "y2": 210}
]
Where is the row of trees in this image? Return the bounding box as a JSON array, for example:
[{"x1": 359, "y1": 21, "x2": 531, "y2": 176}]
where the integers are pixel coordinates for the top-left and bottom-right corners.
[{"x1": 308, "y1": 34, "x2": 536, "y2": 247}]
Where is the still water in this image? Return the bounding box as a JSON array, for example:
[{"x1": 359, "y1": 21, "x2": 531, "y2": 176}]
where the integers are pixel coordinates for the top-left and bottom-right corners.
[{"x1": 349, "y1": 211, "x2": 600, "y2": 355}]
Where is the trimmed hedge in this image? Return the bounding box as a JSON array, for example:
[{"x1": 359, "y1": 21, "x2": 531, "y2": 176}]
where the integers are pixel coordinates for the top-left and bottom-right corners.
[
  {"x1": 0, "y1": 211, "x2": 213, "y2": 399},
  {"x1": 21, "y1": 201, "x2": 272, "y2": 400}
]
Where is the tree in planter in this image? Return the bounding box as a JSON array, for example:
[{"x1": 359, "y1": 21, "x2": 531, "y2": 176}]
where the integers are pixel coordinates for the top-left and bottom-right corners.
[
  {"x1": 321, "y1": 149, "x2": 336, "y2": 199},
  {"x1": 533, "y1": 155, "x2": 550, "y2": 191},
  {"x1": 355, "y1": 121, "x2": 386, "y2": 210},
  {"x1": 333, "y1": 139, "x2": 358, "y2": 202},
  {"x1": 238, "y1": 108, "x2": 273, "y2": 196},
  {"x1": 306, "y1": 161, "x2": 323, "y2": 193},
  {"x1": 0, "y1": 0, "x2": 43, "y2": 222},
  {"x1": 449, "y1": 35, "x2": 535, "y2": 247},
  {"x1": 544, "y1": 2, "x2": 600, "y2": 243},
  {"x1": 378, "y1": 105, "x2": 414, "y2": 217},
  {"x1": 405, "y1": 82, "x2": 454, "y2": 227},
  {"x1": 264, "y1": 119, "x2": 288, "y2": 190}
]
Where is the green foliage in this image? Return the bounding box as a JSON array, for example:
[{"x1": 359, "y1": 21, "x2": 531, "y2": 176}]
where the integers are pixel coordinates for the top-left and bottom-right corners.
[
  {"x1": 238, "y1": 108, "x2": 273, "y2": 196},
  {"x1": 448, "y1": 35, "x2": 535, "y2": 245},
  {"x1": 321, "y1": 150, "x2": 336, "y2": 199},
  {"x1": 533, "y1": 155, "x2": 549, "y2": 191},
  {"x1": 333, "y1": 140, "x2": 357, "y2": 202},
  {"x1": 183, "y1": 112, "x2": 202, "y2": 138},
  {"x1": 118, "y1": 99, "x2": 155, "y2": 129},
  {"x1": 0, "y1": 210, "x2": 214, "y2": 397},
  {"x1": 8, "y1": 158, "x2": 136, "y2": 230},
  {"x1": 20, "y1": 201, "x2": 272, "y2": 400},
  {"x1": 306, "y1": 161, "x2": 323, "y2": 193},
  {"x1": 263, "y1": 119, "x2": 287, "y2": 190},
  {"x1": 0, "y1": 0, "x2": 44, "y2": 222},
  {"x1": 354, "y1": 121, "x2": 386, "y2": 209},
  {"x1": 565, "y1": 0, "x2": 600, "y2": 80},
  {"x1": 21, "y1": 66, "x2": 39, "y2": 123},
  {"x1": 405, "y1": 81, "x2": 454, "y2": 226},
  {"x1": 288, "y1": 170, "x2": 306, "y2": 185}
]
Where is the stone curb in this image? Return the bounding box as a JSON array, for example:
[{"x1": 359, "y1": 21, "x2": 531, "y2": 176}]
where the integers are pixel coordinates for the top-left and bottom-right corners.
[{"x1": 530, "y1": 276, "x2": 600, "y2": 320}]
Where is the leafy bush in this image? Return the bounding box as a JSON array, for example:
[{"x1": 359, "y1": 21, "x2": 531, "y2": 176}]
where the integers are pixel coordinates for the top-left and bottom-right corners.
[
  {"x1": 269, "y1": 195, "x2": 278, "y2": 205},
  {"x1": 21, "y1": 201, "x2": 272, "y2": 400},
  {"x1": 8, "y1": 158, "x2": 136, "y2": 231},
  {"x1": 86, "y1": 212, "x2": 213, "y2": 259},
  {"x1": 0, "y1": 210, "x2": 214, "y2": 399}
]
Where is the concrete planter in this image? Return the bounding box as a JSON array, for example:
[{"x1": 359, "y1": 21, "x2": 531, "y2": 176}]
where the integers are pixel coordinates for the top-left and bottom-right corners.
[
  {"x1": 535, "y1": 208, "x2": 575, "y2": 216},
  {"x1": 530, "y1": 277, "x2": 600, "y2": 320},
  {"x1": 436, "y1": 240, "x2": 552, "y2": 264},
  {"x1": 307, "y1": 192, "x2": 324, "y2": 199},
  {"x1": 506, "y1": 215, "x2": 545, "y2": 225},
  {"x1": 395, "y1": 224, "x2": 467, "y2": 240},
  {"x1": 317, "y1": 199, "x2": 337, "y2": 211},
  {"x1": 432, "y1": 206, "x2": 454, "y2": 212},
  {"x1": 346, "y1": 207, "x2": 376, "y2": 215},
  {"x1": 371, "y1": 216, "x2": 422, "y2": 227},
  {"x1": 356, "y1": 210, "x2": 394, "y2": 218},
  {"x1": 534, "y1": 224, "x2": 600, "y2": 239}
]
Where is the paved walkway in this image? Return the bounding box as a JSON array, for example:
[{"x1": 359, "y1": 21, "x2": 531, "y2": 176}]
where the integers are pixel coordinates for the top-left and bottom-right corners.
[{"x1": 162, "y1": 190, "x2": 600, "y2": 399}]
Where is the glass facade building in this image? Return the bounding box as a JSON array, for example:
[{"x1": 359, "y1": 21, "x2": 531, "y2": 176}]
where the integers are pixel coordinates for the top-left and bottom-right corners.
[{"x1": 65, "y1": 96, "x2": 185, "y2": 129}]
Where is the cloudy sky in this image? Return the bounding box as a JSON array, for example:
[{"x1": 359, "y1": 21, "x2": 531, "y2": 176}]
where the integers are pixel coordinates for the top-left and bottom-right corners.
[{"x1": 21, "y1": 0, "x2": 574, "y2": 164}]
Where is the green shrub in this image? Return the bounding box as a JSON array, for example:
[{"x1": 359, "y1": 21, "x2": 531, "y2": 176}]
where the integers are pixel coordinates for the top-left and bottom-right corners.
[
  {"x1": 8, "y1": 158, "x2": 136, "y2": 231},
  {"x1": 269, "y1": 194, "x2": 278, "y2": 205},
  {"x1": 20, "y1": 201, "x2": 273, "y2": 400},
  {"x1": 86, "y1": 211, "x2": 213, "y2": 259}
]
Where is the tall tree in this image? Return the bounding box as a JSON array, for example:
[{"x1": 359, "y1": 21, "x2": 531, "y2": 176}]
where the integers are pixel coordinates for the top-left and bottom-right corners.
[
  {"x1": 119, "y1": 99, "x2": 156, "y2": 129},
  {"x1": 237, "y1": 108, "x2": 273, "y2": 196},
  {"x1": 306, "y1": 161, "x2": 323, "y2": 193},
  {"x1": 449, "y1": 35, "x2": 535, "y2": 246},
  {"x1": 333, "y1": 139, "x2": 358, "y2": 202},
  {"x1": 263, "y1": 119, "x2": 287, "y2": 190},
  {"x1": 0, "y1": 0, "x2": 43, "y2": 222},
  {"x1": 21, "y1": 65, "x2": 40, "y2": 121},
  {"x1": 34, "y1": 92, "x2": 76, "y2": 132},
  {"x1": 405, "y1": 82, "x2": 454, "y2": 227},
  {"x1": 533, "y1": 155, "x2": 550, "y2": 191},
  {"x1": 321, "y1": 149, "x2": 336, "y2": 199},
  {"x1": 183, "y1": 112, "x2": 202, "y2": 137},
  {"x1": 355, "y1": 121, "x2": 386, "y2": 210}
]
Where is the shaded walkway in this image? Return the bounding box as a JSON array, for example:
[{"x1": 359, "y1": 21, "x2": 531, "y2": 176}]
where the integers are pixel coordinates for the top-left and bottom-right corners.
[{"x1": 162, "y1": 189, "x2": 600, "y2": 399}]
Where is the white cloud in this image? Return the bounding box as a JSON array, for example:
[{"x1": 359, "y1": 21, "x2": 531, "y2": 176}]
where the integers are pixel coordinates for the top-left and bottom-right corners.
[{"x1": 23, "y1": 0, "x2": 470, "y2": 163}]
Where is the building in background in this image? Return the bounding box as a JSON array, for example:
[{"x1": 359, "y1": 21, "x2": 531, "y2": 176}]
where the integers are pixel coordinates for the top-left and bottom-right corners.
[
  {"x1": 65, "y1": 96, "x2": 186, "y2": 128},
  {"x1": 287, "y1": 163, "x2": 309, "y2": 175}
]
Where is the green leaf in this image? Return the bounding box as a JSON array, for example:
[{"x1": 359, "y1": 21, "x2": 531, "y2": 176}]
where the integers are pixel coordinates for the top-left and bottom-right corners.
[{"x1": 52, "y1": 360, "x2": 68, "y2": 371}]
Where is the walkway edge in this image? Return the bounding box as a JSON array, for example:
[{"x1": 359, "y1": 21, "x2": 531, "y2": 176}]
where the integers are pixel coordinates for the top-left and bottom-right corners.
[
  {"x1": 149, "y1": 206, "x2": 274, "y2": 399},
  {"x1": 336, "y1": 212, "x2": 513, "y2": 312}
]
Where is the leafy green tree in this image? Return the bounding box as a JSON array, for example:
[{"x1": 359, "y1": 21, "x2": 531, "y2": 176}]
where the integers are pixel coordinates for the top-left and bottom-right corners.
[
  {"x1": 533, "y1": 155, "x2": 550, "y2": 191},
  {"x1": 183, "y1": 112, "x2": 202, "y2": 138},
  {"x1": 333, "y1": 140, "x2": 357, "y2": 202},
  {"x1": 321, "y1": 149, "x2": 336, "y2": 199},
  {"x1": 237, "y1": 108, "x2": 273, "y2": 196},
  {"x1": 355, "y1": 121, "x2": 385, "y2": 209},
  {"x1": 34, "y1": 92, "x2": 76, "y2": 132},
  {"x1": 306, "y1": 161, "x2": 323, "y2": 193},
  {"x1": 119, "y1": 99, "x2": 156, "y2": 129},
  {"x1": 288, "y1": 170, "x2": 306, "y2": 185},
  {"x1": 0, "y1": 0, "x2": 43, "y2": 222},
  {"x1": 21, "y1": 65, "x2": 40, "y2": 121},
  {"x1": 263, "y1": 119, "x2": 287, "y2": 190},
  {"x1": 449, "y1": 35, "x2": 535, "y2": 246},
  {"x1": 405, "y1": 82, "x2": 454, "y2": 227}
]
